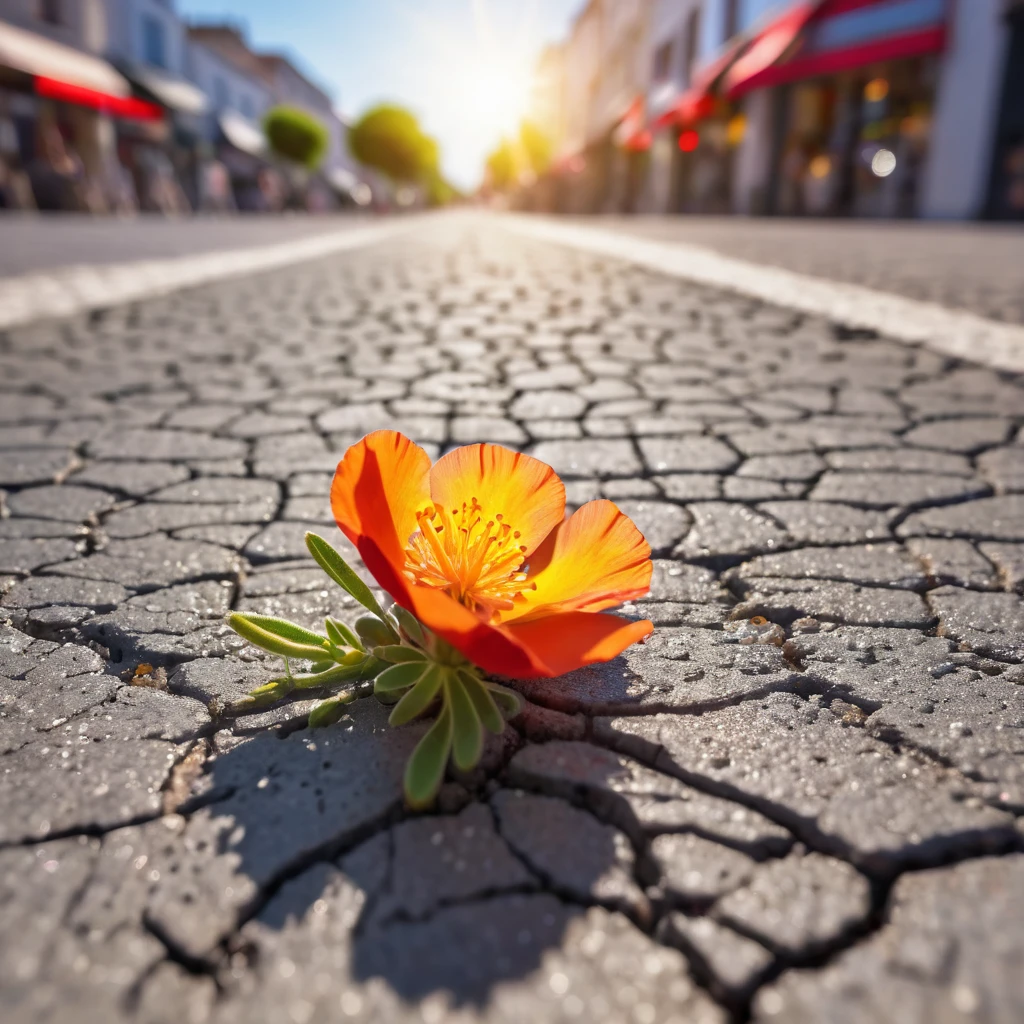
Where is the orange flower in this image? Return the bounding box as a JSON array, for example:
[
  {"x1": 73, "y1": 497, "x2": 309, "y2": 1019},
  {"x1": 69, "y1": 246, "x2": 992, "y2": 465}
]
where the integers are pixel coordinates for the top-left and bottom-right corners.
[{"x1": 331, "y1": 430, "x2": 653, "y2": 678}]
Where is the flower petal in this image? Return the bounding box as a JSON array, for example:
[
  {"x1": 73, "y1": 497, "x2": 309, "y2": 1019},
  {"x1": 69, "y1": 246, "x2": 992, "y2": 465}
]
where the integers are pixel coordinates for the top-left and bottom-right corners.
[
  {"x1": 428, "y1": 443, "x2": 565, "y2": 557},
  {"x1": 401, "y1": 584, "x2": 651, "y2": 679},
  {"x1": 330, "y1": 430, "x2": 432, "y2": 570},
  {"x1": 504, "y1": 611, "x2": 654, "y2": 678},
  {"x1": 513, "y1": 499, "x2": 652, "y2": 620},
  {"x1": 401, "y1": 584, "x2": 546, "y2": 677}
]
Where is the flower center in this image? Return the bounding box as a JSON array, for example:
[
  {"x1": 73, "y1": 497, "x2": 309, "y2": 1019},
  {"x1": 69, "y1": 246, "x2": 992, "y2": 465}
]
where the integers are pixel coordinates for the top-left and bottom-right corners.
[{"x1": 403, "y1": 499, "x2": 533, "y2": 620}]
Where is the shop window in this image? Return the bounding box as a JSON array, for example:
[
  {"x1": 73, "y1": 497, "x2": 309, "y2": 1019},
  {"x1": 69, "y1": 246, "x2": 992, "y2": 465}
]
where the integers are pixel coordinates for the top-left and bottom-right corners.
[
  {"x1": 35, "y1": 0, "x2": 61, "y2": 24},
  {"x1": 143, "y1": 14, "x2": 166, "y2": 68}
]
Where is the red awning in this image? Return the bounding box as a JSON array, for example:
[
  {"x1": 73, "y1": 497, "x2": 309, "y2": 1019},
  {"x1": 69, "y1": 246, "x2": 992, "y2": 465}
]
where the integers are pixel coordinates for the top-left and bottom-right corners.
[
  {"x1": 35, "y1": 76, "x2": 162, "y2": 120},
  {"x1": 733, "y1": 25, "x2": 946, "y2": 93},
  {"x1": 651, "y1": 89, "x2": 717, "y2": 130},
  {"x1": 623, "y1": 129, "x2": 652, "y2": 152},
  {"x1": 651, "y1": 33, "x2": 750, "y2": 130},
  {"x1": 724, "y1": 2, "x2": 821, "y2": 99},
  {"x1": 723, "y1": 0, "x2": 948, "y2": 98}
]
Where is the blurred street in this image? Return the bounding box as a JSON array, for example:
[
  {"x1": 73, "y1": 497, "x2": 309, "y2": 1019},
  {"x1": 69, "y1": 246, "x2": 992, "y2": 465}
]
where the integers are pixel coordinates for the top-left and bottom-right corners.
[
  {"x1": 4, "y1": 213, "x2": 1024, "y2": 329},
  {"x1": 0, "y1": 213, "x2": 375, "y2": 276},
  {"x1": 2, "y1": 213, "x2": 1024, "y2": 1023}
]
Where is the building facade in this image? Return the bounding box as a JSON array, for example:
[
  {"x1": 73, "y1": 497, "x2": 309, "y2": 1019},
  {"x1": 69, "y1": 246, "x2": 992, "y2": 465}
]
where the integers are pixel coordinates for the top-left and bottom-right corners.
[
  {"x1": 535, "y1": 0, "x2": 1021, "y2": 221},
  {"x1": 0, "y1": 0, "x2": 128, "y2": 210}
]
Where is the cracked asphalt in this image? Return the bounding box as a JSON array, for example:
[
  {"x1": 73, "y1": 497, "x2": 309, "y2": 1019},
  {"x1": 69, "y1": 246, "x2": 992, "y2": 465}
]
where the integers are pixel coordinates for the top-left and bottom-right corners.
[{"x1": 2, "y1": 214, "x2": 1024, "y2": 1024}]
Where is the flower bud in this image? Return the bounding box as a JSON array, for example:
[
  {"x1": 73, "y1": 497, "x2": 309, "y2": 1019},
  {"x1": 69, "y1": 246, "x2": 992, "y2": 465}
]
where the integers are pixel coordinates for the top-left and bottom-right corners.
[{"x1": 355, "y1": 614, "x2": 394, "y2": 648}]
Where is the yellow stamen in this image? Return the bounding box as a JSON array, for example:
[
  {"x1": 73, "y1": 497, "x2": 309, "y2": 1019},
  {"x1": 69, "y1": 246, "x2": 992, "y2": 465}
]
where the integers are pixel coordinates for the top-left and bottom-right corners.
[{"x1": 404, "y1": 499, "x2": 533, "y2": 621}]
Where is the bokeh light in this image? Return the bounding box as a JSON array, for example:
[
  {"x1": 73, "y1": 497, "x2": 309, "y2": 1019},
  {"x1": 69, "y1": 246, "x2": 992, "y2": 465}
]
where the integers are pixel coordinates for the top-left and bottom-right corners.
[
  {"x1": 679, "y1": 129, "x2": 699, "y2": 153},
  {"x1": 871, "y1": 148, "x2": 897, "y2": 177}
]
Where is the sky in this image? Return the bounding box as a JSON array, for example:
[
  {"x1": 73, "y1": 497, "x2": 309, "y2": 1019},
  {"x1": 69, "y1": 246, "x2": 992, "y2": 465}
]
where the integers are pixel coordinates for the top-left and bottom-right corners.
[{"x1": 177, "y1": 0, "x2": 582, "y2": 190}]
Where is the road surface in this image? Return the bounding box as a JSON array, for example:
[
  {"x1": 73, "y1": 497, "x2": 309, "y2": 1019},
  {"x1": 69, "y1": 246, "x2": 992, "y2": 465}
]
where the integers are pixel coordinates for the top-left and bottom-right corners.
[{"x1": 1, "y1": 213, "x2": 1022, "y2": 1023}]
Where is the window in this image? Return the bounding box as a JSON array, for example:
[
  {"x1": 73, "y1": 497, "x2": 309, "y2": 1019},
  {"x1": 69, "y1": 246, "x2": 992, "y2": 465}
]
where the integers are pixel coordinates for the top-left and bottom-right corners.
[
  {"x1": 214, "y1": 77, "x2": 229, "y2": 110},
  {"x1": 684, "y1": 9, "x2": 701, "y2": 83},
  {"x1": 36, "y1": 0, "x2": 61, "y2": 24},
  {"x1": 142, "y1": 14, "x2": 166, "y2": 68},
  {"x1": 723, "y1": 0, "x2": 740, "y2": 42},
  {"x1": 652, "y1": 41, "x2": 673, "y2": 84}
]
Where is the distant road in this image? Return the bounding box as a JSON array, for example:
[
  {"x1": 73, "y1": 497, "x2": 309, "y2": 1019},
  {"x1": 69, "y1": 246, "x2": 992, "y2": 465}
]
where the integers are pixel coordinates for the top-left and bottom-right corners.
[
  {"x1": 1, "y1": 210, "x2": 1022, "y2": 325},
  {"x1": 0, "y1": 212, "x2": 376, "y2": 276}
]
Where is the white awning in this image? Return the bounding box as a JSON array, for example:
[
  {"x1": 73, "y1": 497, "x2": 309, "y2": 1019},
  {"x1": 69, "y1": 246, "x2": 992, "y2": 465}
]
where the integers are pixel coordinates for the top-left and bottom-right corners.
[
  {"x1": 218, "y1": 111, "x2": 266, "y2": 157},
  {"x1": 124, "y1": 63, "x2": 207, "y2": 115},
  {"x1": 0, "y1": 20, "x2": 129, "y2": 96}
]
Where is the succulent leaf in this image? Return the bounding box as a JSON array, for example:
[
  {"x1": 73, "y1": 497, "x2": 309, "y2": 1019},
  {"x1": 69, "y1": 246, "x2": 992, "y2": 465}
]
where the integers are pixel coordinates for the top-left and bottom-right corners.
[
  {"x1": 404, "y1": 702, "x2": 453, "y2": 810},
  {"x1": 374, "y1": 645, "x2": 429, "y2": 664},
  {"x1": 389, "y1": 664, "x2": 443, "y2": 726},
  {"x1": 308, "y1": 692, "x2": 355, "y2": 728},
  {"x1": 447, "y1": 672, "x2": 484, "y2": 772},
  {"x1": 459, "y1": 669, "x2": 505, "y2": 735},
  {"x1": 374, "y1": 661, "x2": 427, "y2": 694},
  {"x1": 305, "y1": 533, "x2": 396, "y2": 633}
]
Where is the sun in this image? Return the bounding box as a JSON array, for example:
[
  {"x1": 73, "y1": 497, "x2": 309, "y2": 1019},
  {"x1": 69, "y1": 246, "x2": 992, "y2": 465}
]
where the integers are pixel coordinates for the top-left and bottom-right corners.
[{"x1": 459, "y1": 55, "x2": 534, "y2": 134}]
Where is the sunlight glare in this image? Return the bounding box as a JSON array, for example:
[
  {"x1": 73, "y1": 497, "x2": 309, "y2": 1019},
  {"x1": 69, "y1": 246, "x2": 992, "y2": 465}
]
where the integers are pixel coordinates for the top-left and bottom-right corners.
[{"x1": 458, "y1": 56, "x2": 533, "y2": 132}]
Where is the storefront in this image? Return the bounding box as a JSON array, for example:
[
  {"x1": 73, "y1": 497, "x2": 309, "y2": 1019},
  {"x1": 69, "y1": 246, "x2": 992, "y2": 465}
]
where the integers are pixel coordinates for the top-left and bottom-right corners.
[
  {"x1": 612, "y1": 96, "x2": 651, "y2": 213},
  {"x1": 647, "y1": 33, "x2": 748, "y2": 214},
  {"x1": 726, "y1": 0, "x2": 950, "y2": 217},
  {"x1": 215, "y1": 110, "x2": 279, "y2": 212},
  {"x1": 0, "y1": 19, "x2": 160, "y2": 212},
  {"x1": 987, "y1": 0, "x2": 1024, "y2": 218},
  {"x1": 118, "y1": 62, "x2": 209, "y2": 213}
]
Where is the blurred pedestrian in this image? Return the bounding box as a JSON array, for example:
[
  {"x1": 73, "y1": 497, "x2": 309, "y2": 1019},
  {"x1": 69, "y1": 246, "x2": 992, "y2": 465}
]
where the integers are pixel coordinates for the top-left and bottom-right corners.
[{"x1": 28, "y1": 121, "x2": 89, "y2": 212}]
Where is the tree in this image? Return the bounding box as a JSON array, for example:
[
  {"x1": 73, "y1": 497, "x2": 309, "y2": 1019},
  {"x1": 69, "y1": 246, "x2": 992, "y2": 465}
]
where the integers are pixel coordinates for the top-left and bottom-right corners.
[
  {"x1": 519, "y1": 120, "x2": 552, "y2": 177},
  {"x1": 347, "y1": 104, "x2": 438, "y2": 184},
  {"x1": 263, "y1": 105, "x2": 329, "y2": 170},
  {"x1": 484, "y1": 138, "x2": 518, "y2": 190}
]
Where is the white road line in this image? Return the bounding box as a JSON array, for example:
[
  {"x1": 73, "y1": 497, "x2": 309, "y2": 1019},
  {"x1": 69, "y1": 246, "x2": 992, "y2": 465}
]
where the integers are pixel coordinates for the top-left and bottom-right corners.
[
  {"x1": 0, "y1": 218, "x2": 421, "y2": 331},
  {"x1": 501, "y1": 215, "x2": 1024, "y2": 375}
]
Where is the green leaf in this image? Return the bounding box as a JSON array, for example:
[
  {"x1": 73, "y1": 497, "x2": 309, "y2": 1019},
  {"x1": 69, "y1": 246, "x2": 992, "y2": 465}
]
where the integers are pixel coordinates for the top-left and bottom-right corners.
[
  {"x1": 227, "y1": 613, "x2": 330, "y2": 661},
  {"x1": 373, "y1": 645, "x2": 428, "y2": 664},
  {"x1": 375, "y1": 661, "x2": 427, "y2": 694},
  {"x1": 391, "y1": 604, "x2": 426, "y2": 646},
  {"x1": 486, "y1": 681, "x2": 524, "y2": 718},
  {"x1": 290, "y1": 660, "x2": 374, "y2": 690},
  {"x1": 309, "y1": 659, "x2": 335, "y2": 674},
  {"x1": 389, "y1": 664, "x2": 443, "y2": 727},
  {"x1": 460, "y1": 670, "x2": 505, "y2": 734},
  {"x1": 326, "y1": 617, "x2": 363, "y2": 651},
  {"x1": 305, "y1": 533, "x2": 394, "y2": 628},
  {"x1": 308, "y1": 692, "x2": 355, "y2": 728},
  {"x1": 448, "y1": 673, "x2": 484, "y2": 772},
  {"x1": 228, "y1": 612, "x2": 329, "y2": 649},
  {"x1": 249, "y1": 677, "x2": 294, "y2": 701},
  {"x1": 404, "y1": 702, "x2": 453, "y2": 810}
]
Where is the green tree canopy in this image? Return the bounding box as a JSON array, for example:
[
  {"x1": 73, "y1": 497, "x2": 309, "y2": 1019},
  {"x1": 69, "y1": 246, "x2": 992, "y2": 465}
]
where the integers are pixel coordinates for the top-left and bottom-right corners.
[
  {"x1": 347, "y1": 104, "x2": 438, "y2": 183},
  {"x1": 519, "y1": 120, "x2": 552, "y2": 176},
  {"x1": 263, "y1": 105, "x2": 329, "y2": 169},
  {"x1": 484, "y1": 138, "x2": 517, "y2": 190}
]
